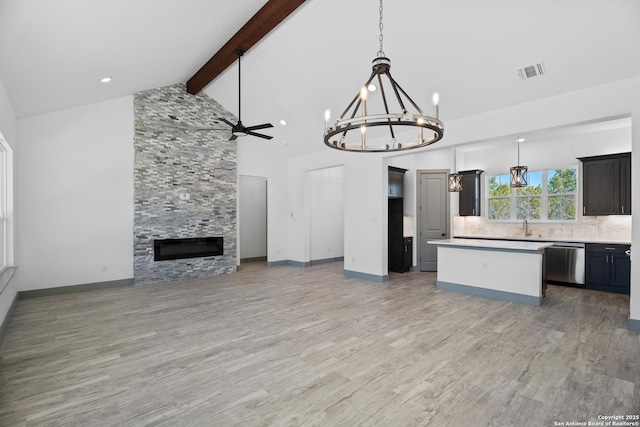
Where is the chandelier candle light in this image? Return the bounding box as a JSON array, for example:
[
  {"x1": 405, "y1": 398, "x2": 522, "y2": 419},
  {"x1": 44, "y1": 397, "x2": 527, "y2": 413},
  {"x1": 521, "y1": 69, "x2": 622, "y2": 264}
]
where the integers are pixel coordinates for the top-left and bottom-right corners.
[
  {"x1": 323, "y1": 0, "x2": 444, "y2": 152},
  {"x1": 510, "y1": 137, "x2": 528, "y2": 188}
]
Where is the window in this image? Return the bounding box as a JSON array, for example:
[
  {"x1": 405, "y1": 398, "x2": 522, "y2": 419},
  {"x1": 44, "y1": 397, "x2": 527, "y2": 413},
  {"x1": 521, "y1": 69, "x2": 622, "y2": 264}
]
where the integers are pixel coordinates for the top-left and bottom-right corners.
[
  {"x1": 547, "y1": 169, "x2": 577, "y2": 220},
  {"x1": 516, "y1": 171, "x2": 542, "y2": 220},
  {"x1": 488, "y1": 168, "x2": 577, "y2": 221},
  {"x1": 488, "y1": 174, "x2": 511, "y2": 220}
]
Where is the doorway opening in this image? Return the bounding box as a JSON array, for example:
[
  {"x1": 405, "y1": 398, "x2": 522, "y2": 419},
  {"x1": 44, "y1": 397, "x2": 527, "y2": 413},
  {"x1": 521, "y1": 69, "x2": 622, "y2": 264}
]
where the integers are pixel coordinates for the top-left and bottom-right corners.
[
  {"x1": 307, "y1": 166, "x2": 345, "y2": 265},
  {"x1": 239, "y1": 175, "x2": 267, "y2": 264}
]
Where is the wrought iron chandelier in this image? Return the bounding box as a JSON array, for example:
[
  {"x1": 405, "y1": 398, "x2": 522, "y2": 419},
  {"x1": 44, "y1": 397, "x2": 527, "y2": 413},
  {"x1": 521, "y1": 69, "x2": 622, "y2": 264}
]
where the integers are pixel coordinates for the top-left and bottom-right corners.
[
  {"x1": 323, "y1": 0, "x2": 444, "y2": 152},
  {"x1": 510, "y1": 137, "x2": 528, "y2": 188}
]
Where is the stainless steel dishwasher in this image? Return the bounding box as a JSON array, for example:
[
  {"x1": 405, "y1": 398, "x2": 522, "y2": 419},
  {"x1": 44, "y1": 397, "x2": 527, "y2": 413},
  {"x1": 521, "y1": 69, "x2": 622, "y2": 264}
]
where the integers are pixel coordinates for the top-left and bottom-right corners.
[{"x1": 546, "y1": 242, "x2": 585, "y2": 286}]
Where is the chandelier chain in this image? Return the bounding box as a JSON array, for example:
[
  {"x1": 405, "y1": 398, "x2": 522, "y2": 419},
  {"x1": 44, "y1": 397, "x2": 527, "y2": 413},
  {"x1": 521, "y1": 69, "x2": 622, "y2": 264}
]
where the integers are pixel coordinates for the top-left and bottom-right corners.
[{"x1": 377, "y1": 0, "x2": 385, "y2": 57}]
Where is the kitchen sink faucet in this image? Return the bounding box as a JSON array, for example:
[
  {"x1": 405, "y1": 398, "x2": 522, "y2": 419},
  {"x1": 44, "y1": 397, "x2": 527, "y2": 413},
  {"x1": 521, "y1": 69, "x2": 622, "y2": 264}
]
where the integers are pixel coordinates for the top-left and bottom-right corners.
[{"x1": 523, "y1": 219, "x2": 532, "y2": 237}]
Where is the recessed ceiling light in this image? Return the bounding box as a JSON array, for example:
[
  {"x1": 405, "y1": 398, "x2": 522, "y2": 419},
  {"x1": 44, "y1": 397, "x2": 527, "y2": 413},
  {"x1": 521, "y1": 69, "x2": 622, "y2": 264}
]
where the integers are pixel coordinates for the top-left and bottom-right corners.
[
  {"x1": 100, "y1": 77, "x2": 112, "y2": 83},
  {"x1": 280, "y1": 120, "x2": 287, "y2": 126}
]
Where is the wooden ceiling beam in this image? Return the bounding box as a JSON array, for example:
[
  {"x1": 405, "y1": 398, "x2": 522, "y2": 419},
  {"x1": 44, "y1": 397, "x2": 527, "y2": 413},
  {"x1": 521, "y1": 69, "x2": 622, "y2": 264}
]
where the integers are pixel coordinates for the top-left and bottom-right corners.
[{"x1": 186, "y1": 0, "x2": 307, "y2": 94}]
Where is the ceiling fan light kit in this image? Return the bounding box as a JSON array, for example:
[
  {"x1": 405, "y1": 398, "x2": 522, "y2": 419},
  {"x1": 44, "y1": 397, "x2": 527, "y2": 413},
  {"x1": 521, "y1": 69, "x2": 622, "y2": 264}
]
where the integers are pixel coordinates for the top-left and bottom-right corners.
[{"x1": 323, "y1": 0, "x2": 444, "y2": 152}]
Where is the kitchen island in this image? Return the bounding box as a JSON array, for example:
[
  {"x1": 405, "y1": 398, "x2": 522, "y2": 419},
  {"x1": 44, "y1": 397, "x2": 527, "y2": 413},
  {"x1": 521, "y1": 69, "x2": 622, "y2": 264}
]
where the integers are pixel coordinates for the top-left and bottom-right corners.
[{"x1": 427, "y1": 238, "x2": 551, "y2": 306}]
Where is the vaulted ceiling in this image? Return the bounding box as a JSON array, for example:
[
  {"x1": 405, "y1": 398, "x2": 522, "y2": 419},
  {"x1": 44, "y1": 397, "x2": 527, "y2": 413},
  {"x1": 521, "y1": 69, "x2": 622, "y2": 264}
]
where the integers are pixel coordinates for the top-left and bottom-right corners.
[{"x1": 1, "y1": 0, "x2": 639, "y2": 158}]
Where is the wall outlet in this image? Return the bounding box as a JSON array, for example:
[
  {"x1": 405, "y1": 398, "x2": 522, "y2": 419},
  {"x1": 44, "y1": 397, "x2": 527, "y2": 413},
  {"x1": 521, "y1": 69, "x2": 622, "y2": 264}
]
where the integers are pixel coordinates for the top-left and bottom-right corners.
[
  {"x1": 179, "y1": 193, "x2": 190, "y2": 200},
  {"x1": 102, "y1": 265, "x2": 108, "y2": 273},
  {"x1": 481, "y1": 261, "x2": 488, "y2": 269}
]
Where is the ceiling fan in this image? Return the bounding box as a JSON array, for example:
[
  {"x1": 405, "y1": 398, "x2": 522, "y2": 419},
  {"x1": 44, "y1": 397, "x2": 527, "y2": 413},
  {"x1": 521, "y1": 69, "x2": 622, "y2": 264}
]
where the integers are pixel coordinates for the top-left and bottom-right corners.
[{"x1": 200, "y1": 49, "x2": 273, "y2": 140}]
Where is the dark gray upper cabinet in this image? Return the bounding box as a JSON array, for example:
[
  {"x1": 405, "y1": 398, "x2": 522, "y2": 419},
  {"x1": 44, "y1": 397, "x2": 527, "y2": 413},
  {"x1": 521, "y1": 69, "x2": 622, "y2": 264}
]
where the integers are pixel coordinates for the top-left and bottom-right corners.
[
  {"x1": 388, "y1": 166, "x2": 407, "y2": 199},
  {"x1": 578, "y1": 152, "x2": 631, "y2": 216},
  {"x1": 458, "y1": 170, "x2": 483, "y2": 216}
]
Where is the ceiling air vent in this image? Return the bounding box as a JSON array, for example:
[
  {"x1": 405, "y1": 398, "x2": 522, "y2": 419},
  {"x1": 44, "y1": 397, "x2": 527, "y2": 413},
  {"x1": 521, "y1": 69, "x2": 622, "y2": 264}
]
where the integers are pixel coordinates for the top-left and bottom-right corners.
[{"x1": 517, "y1": 61, "x2": 547, "y2": 81}]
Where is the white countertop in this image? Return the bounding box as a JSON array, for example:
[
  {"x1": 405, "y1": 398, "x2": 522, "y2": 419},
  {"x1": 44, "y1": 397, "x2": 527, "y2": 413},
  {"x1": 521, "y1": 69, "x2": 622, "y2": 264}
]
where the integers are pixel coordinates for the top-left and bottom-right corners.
[
  {"x1": 453, "y1": 235, "x2": 631, "y2": 246},
  {"x1": 428, "y1": 238, "x2": 551, "y2": 252}
]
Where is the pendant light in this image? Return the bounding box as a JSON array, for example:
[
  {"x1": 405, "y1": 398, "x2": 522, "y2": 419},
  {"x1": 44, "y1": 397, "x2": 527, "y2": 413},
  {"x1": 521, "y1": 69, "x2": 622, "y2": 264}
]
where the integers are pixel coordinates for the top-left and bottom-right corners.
[
  {"x1": 510, "y1": 137, "x2": 528, "y2": 188},
  {"x1": 323, "y1": 0, "x2": 444, "y2": 152},
  {"x1": 448, "y1": 147, "x2": 463, "y2": 192}
]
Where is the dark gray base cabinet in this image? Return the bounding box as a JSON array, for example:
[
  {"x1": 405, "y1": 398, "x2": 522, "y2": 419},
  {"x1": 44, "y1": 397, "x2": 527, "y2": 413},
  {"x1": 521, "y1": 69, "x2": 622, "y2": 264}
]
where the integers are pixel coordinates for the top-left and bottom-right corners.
[
  {"x1": 585, "y1": 244, "x2": 630, "y2": 294},
  {"x1": 403, "y1": 237, "x2": 413, "y2": 272}
]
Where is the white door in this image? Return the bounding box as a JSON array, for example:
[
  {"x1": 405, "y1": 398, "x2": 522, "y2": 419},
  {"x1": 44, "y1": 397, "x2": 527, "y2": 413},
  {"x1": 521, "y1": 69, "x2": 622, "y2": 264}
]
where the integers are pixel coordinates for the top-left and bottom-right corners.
[{"x1": 419, "y1": 171, "x2": 449, "y2": 271}]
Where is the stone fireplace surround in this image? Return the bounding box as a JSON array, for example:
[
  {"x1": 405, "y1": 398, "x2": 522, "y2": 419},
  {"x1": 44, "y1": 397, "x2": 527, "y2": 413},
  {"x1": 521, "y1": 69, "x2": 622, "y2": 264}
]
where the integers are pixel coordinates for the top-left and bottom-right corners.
[{"x1": 133, "y1": 84, "x2": 237, "y2": 284}]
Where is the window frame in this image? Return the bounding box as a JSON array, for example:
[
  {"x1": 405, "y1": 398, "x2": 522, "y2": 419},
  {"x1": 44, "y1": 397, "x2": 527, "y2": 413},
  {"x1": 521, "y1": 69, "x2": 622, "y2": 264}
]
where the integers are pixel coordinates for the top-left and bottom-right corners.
[{"x1": 486, "y1": 166, "x2": 578, "y2": 223}]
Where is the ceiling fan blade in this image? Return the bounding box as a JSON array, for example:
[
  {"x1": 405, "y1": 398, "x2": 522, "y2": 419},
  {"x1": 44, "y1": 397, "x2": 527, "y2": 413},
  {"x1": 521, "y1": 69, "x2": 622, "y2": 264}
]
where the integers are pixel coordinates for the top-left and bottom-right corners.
[
  {"x1": 245, "y1": 123, "x2": 274, "y2": 131},
  {"x1": 230, "y1": 134, "x2": 238, "y2": 141},
  {"x1": 220, "y1": 118, "x2": 236, "y2": 127},
  {"x1": 247, "y1": 131, "x2": 273, "y2": 140}
]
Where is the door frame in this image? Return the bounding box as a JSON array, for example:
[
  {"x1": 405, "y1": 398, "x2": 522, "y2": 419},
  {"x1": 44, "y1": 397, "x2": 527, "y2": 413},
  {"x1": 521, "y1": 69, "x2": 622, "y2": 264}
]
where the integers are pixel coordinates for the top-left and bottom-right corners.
[{"x1": 417, "y1": 169, "x2": 451, "y2": 271}]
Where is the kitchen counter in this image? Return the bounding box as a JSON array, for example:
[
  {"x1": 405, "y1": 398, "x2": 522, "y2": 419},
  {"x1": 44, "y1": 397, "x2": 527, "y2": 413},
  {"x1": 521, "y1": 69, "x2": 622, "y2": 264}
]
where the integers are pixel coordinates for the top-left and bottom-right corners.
[
  {"x1": 453, "y1": 235, "x2": 631, "y2": 246},
  {"x1": 436, "y1": 238, "x2": 550, "y2": 252},
  {"x1": 428, "y1": 238, "x2": 548, "y2": 306}
]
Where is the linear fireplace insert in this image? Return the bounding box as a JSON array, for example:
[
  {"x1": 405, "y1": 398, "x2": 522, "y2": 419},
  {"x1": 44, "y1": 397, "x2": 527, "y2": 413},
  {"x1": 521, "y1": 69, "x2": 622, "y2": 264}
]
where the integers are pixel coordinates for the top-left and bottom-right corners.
[{"x1": 154, "y1": 237, "x2": 223, "y2": 261}]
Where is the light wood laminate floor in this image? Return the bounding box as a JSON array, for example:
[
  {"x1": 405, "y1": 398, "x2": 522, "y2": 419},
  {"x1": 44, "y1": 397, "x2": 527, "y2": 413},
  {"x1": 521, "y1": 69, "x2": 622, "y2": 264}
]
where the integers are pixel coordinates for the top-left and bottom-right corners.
[{"x1": 0, "y1": 262, "x2": 638, "y2": 426}]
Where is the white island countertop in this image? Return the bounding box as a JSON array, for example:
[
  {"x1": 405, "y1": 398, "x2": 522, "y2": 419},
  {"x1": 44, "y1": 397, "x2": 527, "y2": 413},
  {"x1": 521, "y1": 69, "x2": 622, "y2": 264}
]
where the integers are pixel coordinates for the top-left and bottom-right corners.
[{"x1": 428, "y1": 238, "x2": 551, "y2": 252}]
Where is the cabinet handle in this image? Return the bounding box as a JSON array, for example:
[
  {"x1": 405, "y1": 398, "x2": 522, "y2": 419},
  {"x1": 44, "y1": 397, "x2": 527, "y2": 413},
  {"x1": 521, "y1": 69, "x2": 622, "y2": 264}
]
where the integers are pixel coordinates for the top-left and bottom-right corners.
[
  {"x1": 472, "y1": 208, "x2": 475, "y2": 215},
  {"x1": 622, "y1": 205, "x2": 625, "y2": 214},
  {"x1": 583, "y1": 206, "x2": 585, "y2": 215},
  {"x1": 606, "y1": 255, "x2": 609, "y2": 263},
  {"x1": 605, "y1": 247, "x2": 616, "y2": 250}
]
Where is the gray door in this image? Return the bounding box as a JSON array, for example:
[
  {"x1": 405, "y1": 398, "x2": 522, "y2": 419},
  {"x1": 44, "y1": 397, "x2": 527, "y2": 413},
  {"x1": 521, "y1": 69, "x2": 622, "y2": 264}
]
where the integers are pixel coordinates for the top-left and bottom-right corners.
[{"x1": 419, "y1": 171, "x2": 449, "y2": 271}]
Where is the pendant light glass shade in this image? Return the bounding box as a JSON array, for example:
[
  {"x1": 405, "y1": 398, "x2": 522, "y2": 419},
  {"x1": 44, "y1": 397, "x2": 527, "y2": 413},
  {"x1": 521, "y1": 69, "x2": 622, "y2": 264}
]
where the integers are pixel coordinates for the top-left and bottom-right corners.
[
  {"x1": 448, "y1": 173, "x2": 463, "y2": 192},
  {"x1": 510, "y1": 138, "x2": 528, "y2": 188},
  {"x1": 448, "y1": 148, "x2": 463, "y2": 192},
  {"x1": 510, "y1": 165, "x2": 528, "y2": 187}
]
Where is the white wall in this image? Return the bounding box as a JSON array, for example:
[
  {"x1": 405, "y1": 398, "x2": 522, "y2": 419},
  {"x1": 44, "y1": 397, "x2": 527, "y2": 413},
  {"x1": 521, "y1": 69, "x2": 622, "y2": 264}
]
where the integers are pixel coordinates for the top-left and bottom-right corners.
[
  {"x1": 343, "y1": 155, "x2": 388, "y2": 278},
  {"x1": 16, "y1": 96, "x2": 134, "y2": 291},
  {"x1": 308, "y1": 166, "x2": 344, "y2": 261},
  {"x1": 462, "y1": 126, "x2": 631, "y2": 174},
  {"x1": 0, "y1": 75, "x2": 17, "y2": 328},
  {"x1": 284, "y1": 149, "x2": 389, "y2": 278}
]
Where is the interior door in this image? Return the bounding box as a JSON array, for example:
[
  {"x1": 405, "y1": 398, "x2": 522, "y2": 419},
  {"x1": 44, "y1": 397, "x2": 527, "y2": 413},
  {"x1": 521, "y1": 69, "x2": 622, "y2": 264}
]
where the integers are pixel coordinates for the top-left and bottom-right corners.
[{"x1": 419, "y1": 171, "x2": 449, "y2": 271}]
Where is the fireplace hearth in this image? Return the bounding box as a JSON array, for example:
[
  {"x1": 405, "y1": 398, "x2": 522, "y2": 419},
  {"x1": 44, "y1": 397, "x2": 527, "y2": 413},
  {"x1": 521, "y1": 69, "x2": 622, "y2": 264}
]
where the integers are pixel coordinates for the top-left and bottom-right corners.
[{"x1": 154, "y1": 237, "x2": 223, "y2": 261}]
